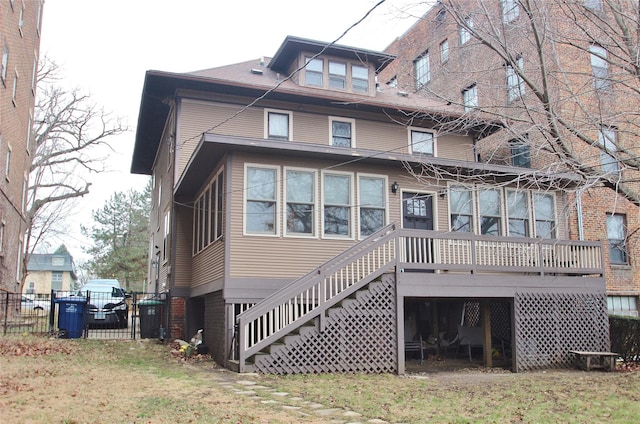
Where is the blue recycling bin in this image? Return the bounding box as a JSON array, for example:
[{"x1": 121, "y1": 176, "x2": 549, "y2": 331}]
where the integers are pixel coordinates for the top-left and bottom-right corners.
[{"x1": 55, "y1": 297, "x2": 87, "y2": 338}]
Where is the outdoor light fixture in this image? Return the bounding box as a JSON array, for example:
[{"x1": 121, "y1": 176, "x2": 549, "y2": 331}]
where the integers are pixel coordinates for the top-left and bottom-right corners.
[{"x1": 391, "y1": 181, "x2": 399, "y2": 194}]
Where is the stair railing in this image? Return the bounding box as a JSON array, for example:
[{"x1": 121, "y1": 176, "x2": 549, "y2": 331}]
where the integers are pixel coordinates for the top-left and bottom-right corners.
[{"x1": 237, "y1": 223, "x2": 398, "y2": 370}]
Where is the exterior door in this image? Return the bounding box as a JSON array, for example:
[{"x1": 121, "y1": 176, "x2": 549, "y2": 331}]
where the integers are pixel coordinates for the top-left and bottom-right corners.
[{"x1": 402, "y1": 192, "x2": 434, "y2": 267}]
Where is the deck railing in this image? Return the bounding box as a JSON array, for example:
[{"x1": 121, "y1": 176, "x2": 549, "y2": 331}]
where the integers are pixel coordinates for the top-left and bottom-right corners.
[{"x1": 236, "y1": 225, "x2": 603, "y2": 370}]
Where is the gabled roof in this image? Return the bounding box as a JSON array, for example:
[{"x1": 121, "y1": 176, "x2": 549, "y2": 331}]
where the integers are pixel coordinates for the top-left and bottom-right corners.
[
  {"x1": 27, "y1": 253, "x2": 77, "y2": 280},
  {"x1": 132, "y1": 36, "x2": 499, "y2": 175}
]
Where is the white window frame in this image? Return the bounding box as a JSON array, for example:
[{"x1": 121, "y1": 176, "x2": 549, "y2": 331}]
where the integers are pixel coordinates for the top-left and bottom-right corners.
[
  {"x1": 506, "y1": 56, "x2": 525, "y2": 101},
  {"x1": 163, "y1": 209, "x2": 170, "y2": 262},
  {"x1": 598, "y1": 127, "x2": 620, "y2": 175},
  {"x1": 329, "y1": 117, "x2": 356, "y2": 148},
  {"x1": 607, "y1": 295, "x2": 637, "y2": 317},
  {"x1": 414, "y1": 51, "x2": 430, "y2": 88},
  {"x1": 283, "y1": 166, "x2": 317, "y2": 238},
  {"x1": 12, "y1": 70, "x2": 18, "y2": 105},
  {"x1": 329, "y1": 60, "x2": 347, "y2": 90},
  {"x1": 590, "y1": 44, "x2": 610, "y2": 90},
  {"x1": 606, "y1": 213, "x2": 628, "y2": 265},
  {"x1": 1, "y1": 45, "x2": 8, "y2": 83},
  {"x1": 244, "y1": 164, "x2": 280, "y2": 237},
  {"x1": 321, "y1": 170, "x2": 354, "y2": 240},
  {"x1": 502, "y1": 0, "x2": 519, "y2": 23},
  {"x1": 505, "y1": 189, "x2": 531, "y2": 238},
  {"x1": 351, "y1": 64, "x2": 369, "y2": 93},
  {"x1": 357, "y1": 173, "x2": 388, "y2": 239},
  {"x1": 408, "y1": 128, "x2": 436, "y2": 156},
  {"x1": 448, "y1": 185, "x2": 475, "y2": 233},
  {"x1": 532, "y1": 192, "x2": 557, "y2": 239},
  {"x1": 304, "y1": 57, "x2": 323, "y2": 87},
  {"x1": 463, "y1": 84, "x2": 478, "y2": 111},
  {"x1": 5, "y1": 145, "x2": 11, "y2": 181},
  {"x1": 264, "y1": 108, "x2": 293, "y2": 141},
  {"x1": 460, "y1": 16, "x2": 472, "y2": 45},
  {"x1": 440, "y1": 39, "x2": 449, "y2": 63},
  {"x1": 477, "y1": 186, "x2": 504, "y2": 236}
]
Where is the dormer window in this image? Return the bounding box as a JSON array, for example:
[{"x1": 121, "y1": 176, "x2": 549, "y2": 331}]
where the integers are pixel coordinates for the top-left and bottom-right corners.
[
  {"x1": 305, "y1": 57, "x2": 323, "y2": 86},
  {"x1": 329, "y1": 61, "x2": 346, "y2": 89},
  {"x1": 352, "y1": 65, "x2": 369, "y2": 92}
]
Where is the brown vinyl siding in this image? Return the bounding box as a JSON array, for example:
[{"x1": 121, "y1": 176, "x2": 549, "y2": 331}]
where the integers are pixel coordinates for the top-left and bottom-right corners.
[
  {"x1": 192, "y1": 240, "x2": 225, "y2": 286},
  {"x1": 438, "y1": 134, "x2": 475, "y2": 161},
  {"x1": 173, "y1": 205, "x2": 193, "y2": 289}
]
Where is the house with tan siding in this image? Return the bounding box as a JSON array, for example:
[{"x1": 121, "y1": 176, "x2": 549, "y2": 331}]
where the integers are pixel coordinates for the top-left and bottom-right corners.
[{"x1": 132, "y1": 35, "x2": 608, "y2": 374}]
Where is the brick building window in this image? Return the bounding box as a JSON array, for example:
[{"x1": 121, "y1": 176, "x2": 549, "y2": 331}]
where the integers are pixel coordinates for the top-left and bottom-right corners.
[
  {"x1": 460, "y1": 16, "x2": 473, "y2": 45},
  {"x1": 510, "y1": 137, "x2": 531, "y2": 168},
  {"x1": 598, "y1": 128, "x2": 620, "y2": 175},
  {"x1": 590, "y1": 44, "x2": 610, "y2": 90},
  {"x1": 506, "y1": 56, "x2": 525, "y2": 101},
  {"x1": 462, "y1": 84, "x2": 478, "y2": 111},
  {"x1": 414, "y1": 51, "x2": 430, "y2": 89},
  {"x1": 502, "y1": 0, "x2": 519, "y2": 23},
  {"x1": 440, "y1": 39, "x2": 449, "y2": 63},
  {"x1": 607, "y1": 213, "x2": 628, "y2": 264}
]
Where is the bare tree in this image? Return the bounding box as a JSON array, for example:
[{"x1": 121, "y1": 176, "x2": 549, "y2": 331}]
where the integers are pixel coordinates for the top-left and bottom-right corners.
[
  {"x1": 21, "y1": 57, "x2": 127, "y2": 289},
  {"x1": 384, "y1": 0, "x2": 640, "y2": 205}
]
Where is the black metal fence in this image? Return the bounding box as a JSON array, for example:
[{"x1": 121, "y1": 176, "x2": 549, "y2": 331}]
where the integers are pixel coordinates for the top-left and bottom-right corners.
[{"x1": 1, "y1": 290, "x2": 169, "y2": 340}]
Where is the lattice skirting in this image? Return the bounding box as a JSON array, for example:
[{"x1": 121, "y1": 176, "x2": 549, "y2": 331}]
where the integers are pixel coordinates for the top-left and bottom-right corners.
[
  {"x1": 252, "y1": 274, "x2": 397, "y2": 374},
  {"x1": 514, "y1": 292, "x2": 609, "y2": 372}
]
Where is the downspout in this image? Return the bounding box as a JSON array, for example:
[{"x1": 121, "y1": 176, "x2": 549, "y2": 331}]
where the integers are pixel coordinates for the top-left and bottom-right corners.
[{"x1": 576, "y1": 190, "x2": 584, "y2": 241}]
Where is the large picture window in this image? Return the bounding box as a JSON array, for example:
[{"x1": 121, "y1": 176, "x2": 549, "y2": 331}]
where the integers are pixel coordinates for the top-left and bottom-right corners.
[
  {"x1": 285, "y1": 169, "x2": 315, "y2": 236},
  {"x1": 246, "y1": 166, "x2": 278, "y2": 235},
  {"x1": 359, "y1": 176, "x2": 386, "y2": 237},
  {"x1": 323, "y1": 173, "x2": 352, "y2": 237}
]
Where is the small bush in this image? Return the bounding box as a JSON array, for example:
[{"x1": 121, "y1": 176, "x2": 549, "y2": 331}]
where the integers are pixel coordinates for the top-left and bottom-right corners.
[{"x1": 610, "y1": 315, "x2": 640, "y2": 362}]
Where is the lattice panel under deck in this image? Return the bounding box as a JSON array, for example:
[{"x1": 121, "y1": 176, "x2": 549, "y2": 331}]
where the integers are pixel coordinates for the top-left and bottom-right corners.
[
  {"x1": 514, "y1": 292, "x2": 609, "y2": 372},
  {"x1": 252, "y1": 274, "x2": 397, "y2": 374}
]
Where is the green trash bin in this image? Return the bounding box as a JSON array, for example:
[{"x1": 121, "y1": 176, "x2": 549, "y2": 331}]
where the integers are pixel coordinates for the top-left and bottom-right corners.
[{"x1": 138, "y1": 300, "x2": 163, "y2": 338}]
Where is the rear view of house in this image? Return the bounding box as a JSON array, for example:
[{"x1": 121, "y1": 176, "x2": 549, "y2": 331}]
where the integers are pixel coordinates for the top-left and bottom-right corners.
[{"x1": 132, "y1": 36, "x2": 608, "y2": 374}]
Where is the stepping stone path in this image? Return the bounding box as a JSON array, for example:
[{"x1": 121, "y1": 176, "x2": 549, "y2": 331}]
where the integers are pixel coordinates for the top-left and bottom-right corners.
[{"x1": 207, "y1": 368, "x2": 395, "y2": 423}]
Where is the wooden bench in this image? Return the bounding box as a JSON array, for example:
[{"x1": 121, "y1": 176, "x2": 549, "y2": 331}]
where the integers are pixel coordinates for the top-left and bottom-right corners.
[{"x1": 569, "y1": 350, "x2": 620, "y2": 372}]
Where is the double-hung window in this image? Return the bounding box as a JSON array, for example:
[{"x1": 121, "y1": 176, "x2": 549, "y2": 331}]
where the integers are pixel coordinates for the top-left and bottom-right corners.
[
  {"x1": 323, "y1": 172, "x2": 352, "y2": 237},
  {"x1": 265, "y1": 109, "x2": 291, "y2": 141},
  {"x1": 51, "y1": 271, "x2": 63, "y2": 291},
  {"x1": 359, "y1": 176, "x2": 386, "y2": 237},
  {"x1": 245, "y1": 166, "x2": 278, "y2": 235},
  {"x1": 590, "y1": 44, "x2": 610, "y2": 90},
  {"x1": 329, "y1": 61, "x2": 346, "y2": 90},
  {"x1": 607, "y1": 213, "x2": 627, "y2": 264},
  {"x1": 440, "y1": 39, "x2": 449, "y2": 63},
  {"x1": 305, "y1": 57, "x2": 323, "y2": 87},
  {"x1": 462, "y1": 84, "x2": 478, "y2": 111},
  {"x1": 532, "y1": 193, "x2": 555, "y2": 238},
  {"x1": 414, "y1": 51, "x2": 430, "y2": 88},
  {"x1": 478, "y1": 188, "x2": 502, "y2": 236},
  {"x1": 410, "y1": 129, "x2": 434, "y2": 155},
  {"x1": 285, "y1": 169, "x2": 316, "y2": 236},
  {"x1": 352, "y1": 65, "x2": 369, "y2": 92},
  {"x1": 330, "y1": 118, "x2": 354, "y2": 148},
  {"x1": 1, "y1": 46, "x2": 8, "y2": 83},
  {"x1": 502, "y1": 0, "x2": 519, "y2": 22},
  {"x1": 506, "y1": 56, "x2": 525, "y2": 101},
  {"x1": 460, "y1": 16, "x2": 472, "y2": 45},
  {"x1": 510, "y1": 137, "x2": 531, "y2": 167},
  {"x1": 598, "y1": 128, "x2": 620, "y2": 175},
  {"x1": 506, "y1": 190, "x2": 530, "y2": 237},
  {"x1": 450, "y1": 187, "x2": 473, "y2": 232}
]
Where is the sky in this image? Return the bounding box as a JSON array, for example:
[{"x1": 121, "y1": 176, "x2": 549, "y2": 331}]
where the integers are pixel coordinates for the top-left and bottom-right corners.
[{"x1": 38, "y1": 0, "x2": 430, "y2": 263}]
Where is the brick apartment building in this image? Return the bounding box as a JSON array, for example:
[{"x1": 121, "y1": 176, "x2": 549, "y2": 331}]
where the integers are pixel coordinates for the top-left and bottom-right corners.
[
  {"x1": 380, "y1": 0, "x2": 640, "y2": 317},
  {"x1": 0, "y1": 1, "x2": 44, "y2": 293}
]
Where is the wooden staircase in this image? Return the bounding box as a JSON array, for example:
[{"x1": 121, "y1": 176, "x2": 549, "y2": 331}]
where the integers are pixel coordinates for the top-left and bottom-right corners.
[{"x1": 235, "y1": 224, "x2": 398, "y2": 372}]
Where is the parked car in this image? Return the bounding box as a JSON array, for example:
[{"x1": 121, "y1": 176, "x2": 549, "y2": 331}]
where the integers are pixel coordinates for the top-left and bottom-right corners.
[
  {"x1": 21, "y1": 295, "x2": 51, "y2": 312},
  {"x1": 77, "y1": 279, "x2": 128, "y2": 328}
]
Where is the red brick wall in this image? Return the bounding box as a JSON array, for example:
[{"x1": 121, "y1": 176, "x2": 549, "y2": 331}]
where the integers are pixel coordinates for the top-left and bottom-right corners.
[{"x1": 169, "y1": 296, "x2": 185, "y2": 340}]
